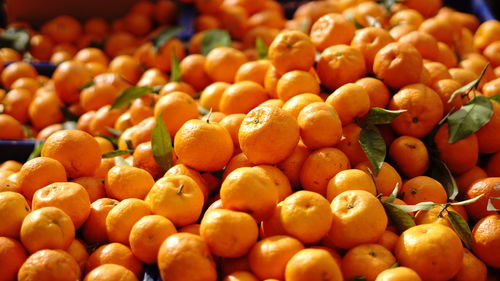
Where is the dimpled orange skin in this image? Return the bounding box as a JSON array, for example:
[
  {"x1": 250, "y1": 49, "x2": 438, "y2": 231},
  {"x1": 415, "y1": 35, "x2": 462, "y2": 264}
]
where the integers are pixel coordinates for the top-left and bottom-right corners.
[
  {"x1": 284, "y1": 248, "x2": 343, "y2": 281},
  {"x1": 17, "y1": 249, "x2": 81, "y2": 281},
  {"x1": 471, "y1": 214, "x2": 500, "y2": 268},
  {"x1": 239, "y1": 106, "x2": 300, "y2": 165},
  {"x1": 268, "y1": 30, "x2": 316, "y2": 75},
  {"x1": 297, "y1": 102, "x2": 342, "y2": 149},
  {"x1": 434, "y1": 124, "x2": 479, "y2": 174},
  {"x1": 310, "y1": 13, "x2": 356, "y2": 52},
  {"x1": 395, "y1": 223, "x2": 464, "y2": 281},
  {"x1": 0, "y1": 237, "x2": 28, "y2": 281},
  {"x1": 158, "y1": 233, "x2": 217, "y2": 281},
  {"x1": 83, "y1": 264, "x2": 139, "y2": 281},
  {"x1": 0, "y1": 191, "x2": 30, "y2": 238},
  {"x1": 105, "y1": 165, "x2": 155, "y2": 200}
]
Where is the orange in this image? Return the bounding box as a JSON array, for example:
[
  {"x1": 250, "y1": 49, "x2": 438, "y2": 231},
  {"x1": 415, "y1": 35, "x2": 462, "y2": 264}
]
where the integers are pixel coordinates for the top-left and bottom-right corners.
[
  {"x1": 154, "y1": 91, "x2": 199, "y2": 136},
  {"x1": 377, "y1": 230, "x2": 399, "y2": 252},
  {"x1": 375, "y1": 267, "x2": 422, "y2": 281},
  {"x1": 165, "y1": 164, "x2": 210, "y2": 201},
  {"x1": 36, "y1": 123, "x2": 63, "y2": 140},
  {"x1": 123, "y1": 12, "x2": 151, "y2": 37},
  {"x1": 199, "y1": 82, "x2": 230, "y2": 112},
  {"x1": 482, "y1": 78, "x2": 500, "y2": 98},
  {"x1": 248, "y1": 235, "x2": 304, "y2": 280},
  {"x1": 355, "y1": 77, "x2": 390, "y2": 109},
  {"x1": 431, "y1": 79, "x2": 463, "y2": 113},
  {"x1": 145, "y1": 175, "x2": 204, "y2": 227},
  {"x1": 65, "y1": 239, "x2": 89, "y2": 273},
  {"x1": 222, "y1": 271, "x2": 259, "y2": 281},
  {"x1": 1, "y1": 61, "x2": 38, "y2": 89},
  {"x1": 264, "y1": 65, "x2": 280, "y2": 98},
  {"x1": 17, "y1": 249, "x2": 80, "y2": 281},
  {"x1": 300, "y1": 147, "x2": 350, "y2": 196},
  {"x1": 326, "y1": 169, "x2": 377, "y2": 201},
  {"x1": 398, "y1": 31, "x2": 439, "y2": 61},
  {"x1": 280, "y1": 190, "x2": 333, "y2": 244},
  {"x1": 0, "y1": 237, "x2": 28, "y2": 281},
  {"x1": 471, "y1": 214, "x2": 500, "y2": 268},
  {"x1": 0, "y1": 160, "x2": 22, "y2": 172},
  {"x1": 129, "y1": 215, "x2": 177, "y2": 264},
  {"x1": 419, "y1": 17, "x2": 454, "y2": 46},
  {"x1": 0, "y1": 113, "x2": 27, "y2": 139},
  {"x1": 205, "y1": 47, "x2": 248, "y2": 83},
  {"x1": 395, "y1": 223, "x2": 464, "y2": 281},
  {"x1": 200, "y1": 209, "x2": 258, "y2": 258},
  {"x1": 297, "y1": 102, "x2": 342, "y2": 149},
  {"x1": 32, "y1": 181, "x2": 91, "y2": 229},
  {"x1": 105, "y1": 165, "x2": 154, "y2": 200},
  {"x1": 282, "y1": 93, "x2": 323, "y2": 119},
  {"x1": 449, "y1": 68, "x2": 477, "y2": 86},
  {"x1": 328, "y1": 190, "x2": 387, "y2": 249},
  {"x1": 486, "y1": 152, "x2": 500, "y2": 177},
  {"x1": 20, "y1": 207, "x2": 75, "y2": 253},
  {"x1": 414, "y1": 205, "x2": 465, "y2": 228},
  {"x1": 41, "y1": 15, "x2": 82, "y2": 44},
  {"x1": 389, "y1": 9, "x2": 424, "y2": 27},
  {"x1": 483, "y1": 41, "x2": 500, "y2": 67},
  {"x1": 239, "y1": 105, "x2": 299, "y2": 164},
  {"x1": 476, "y1": 100, "x2": 500, "y2": 154},
  {"x1": 88, "y1": 106, "x2": 125, "y2": 137},
  {"x1": 401, "y1": 176, "x2": 448, "y2": 204},
  {"x1": 403, "y1": 0, "x2": 442, "y2": 18},
  {"x1": 128, "y1": 94, "x2": 155, "y2": 125},
  {"x1": 74, "y1": 48, "x2": 109, "y2": 66},
  {"x1": 351, "y1": 27, "x2": 394, "y2": 72},
  {"x1": 83, "y1": 264, "x2": 138, "y2": 281},
  {"x1": 389, "y1": 83, "x2": 443, "y2": 138},
  {"x1": 316, "y1": 44, "x2": 366, "y2": 90},
  {"x1": 235, "y1": 60, "x2": 271, "y2": 86},
  {"x1": 84, "y1": 17, "x2": 109, "y2": 39},
  {"x1": 2, "y1": 88, "x2": 32, "y2": 123},
  {"x1": 465, "y1": 178, "x2": 500, "y2": 222},
  {"x1": 108, "y1": 55, "x2": 142, "y2": 84},
  {"x1": 158, "y1": 233, "x2": 217, "y2": 281},
  {"x1": 373, "y1": 42, "x2": 423, "y2": 89},
  {"x1": 133, "y1": 142, "x2": 164, "y2": 179},
  {"x1": 325, "y1": 83, "x2": 370, "y2": 125},
  {"x1": 0, "y1": 47, "x2": 22, "y2": 62},
  {"x1": 219, "y1": 114, "x2": 246, "y2": 147},
  {"x1": 336, "y1": 123, "x2": 368, "y2": 166},
  {"x1": 222, "y1": 152, "x2": 254, "y2": 180},
  {"x1": 389, "y1": 24, "x2": 418, "y2": 41},
  {"x1": 0, "y1": 191, "x2": 30, "y2": 238},
  {"x1": 219, "y1": 81, "x2": 269, "y2": 114},
  {"x1": 473, "y1": 20, "x2": 500, "y2": 52},
  {"x1": 105, "y1": 198, "x2": 151, "y2": 245},
  {"x1": 434, "y1": 124, "x2": 478, "y2": 174},
  {"x1": 341, "y1": 243, "x2": 397, "y2": 281},
  {"x1": 80, "y1": 83, "x2": 119, "y2": 112},
  {"x1": 285, "y1": 248, "x2": 343, "y2": 281},
  {"x1": 423, "y1": 61, "x2": 451, "y2": 86},
  {"x1": 268, "y1": 30, "x2": 316, "y2": 76},
  {"x1": 180, "y1": 54, "x2": 212, "y2": 92},
  {"x1": 52, "y1": 61, "x2": 92, "y2": 104},
  {"x1": 86, "y1": 242, "x2": 143, "y2": 277},
  {"x1": 293, "y1": 1, "x2": 339, "y2": 23},
  {"x1": 174, "y1": 119, "x2": 234, "y2": 171},
  {"x1": 452, "y1": 249, "x2": 487, "y2": 281},
  {"x1": 217, "y1": 6, "x2": 249, "y2": 40},
  {"x1": 276, "y1": 70, "x2": 320, "y2": 102},
  {"x1": 455, "y1": 166, "x2": 488, "y2": 196},
  {"x1": 104, "y1": 32, "x2": 137, "y2": 58},
  {"x1": 220, "y1": 167, "x2": 278, "y2": 222},
  {"x1": 82, "y1": 198, "x2": 119, "y2": 244},
  {"x1": 389, "y1": 136, "x2": 429, "y2": 178},
  {"x1": 310, "y1": 13, "x2": 355, "y2": 52},
  {"x1": 160, "y1": 81, "x2": 196, "y2": 97},
  {"x1": 17, "y1": 157, "x2": 67, "y2": 201}
]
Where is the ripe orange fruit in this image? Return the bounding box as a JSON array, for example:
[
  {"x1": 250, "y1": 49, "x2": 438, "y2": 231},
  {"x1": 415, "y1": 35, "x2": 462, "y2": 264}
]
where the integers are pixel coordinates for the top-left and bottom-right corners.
[
  {"x1": 0, "y1": 237, "x2": 28, "y2": 281},
  {"x1": 341, "y1": 243, "x2": 397, "y2": 281},
  {"x1": 81, "y1": 198, "x2": 118, "y2": 244},
  {"x1": 455, "y1": 166, "x2": 488, "y2": 195},
  {"x1": 452, "y1": 249, "x2": 487, "y2": 281},
  {"x1": 316, "y1": 45, "x2": 366, "y2": 90},
  {"x1": 431, "y1": 79, "x2": 463, "y2": 113},
  {"x1": 32, "y1": 181, "x2": 91, "y2": 229},
  {"x1": 0, "y1": 114, "x2": 24, "y2": 139},
  {"x1": 328, "y1": 190, "x2": 387, "y2": 249},
  {"x1": 0, "y1": 191, "x2": 30, "y2": 238},
  {"x1": 473, "y1": 20, "x2": 500, "y2": 52},
  {"x1": 285, "y1": 248, "x2": 343, "y2": 281},
  {"x1": 158, "y1": 233, "x2": 217, "y2": 281},
  {"x1": 145, "y1": 175, "x2": 204, "y2": 227},
  {"x1": 200, "y1": 209, "x2": 258, "y2": 258},
  {"x1": 268, "y1": 30, "x2": 316, "y2": 75},
  {"x1": 219, "y1": 113, "x2": 246, "y2": 148},
  {"x1": 414, "y1": 205, "x2": 465, "y2": 228},
  {"x1": 325, "y1": 83, "x2": 370, "y2": 125},
  {"x1": 355, "y1": 77, "x2": 391, "y2": 109},
  {"x1": 205, "y1": 47, "x2": 248, "y2": 83},
  {"x1": 222, "y1": 271, "x2": 259, "y2": 281},
  {"x1": 297, "y1": 102, "x2": 342, "y2": 149},
  {"x1": 41, "y1": 130, "x2": 101, "y2": 178},
  {"x1": 105, "y1": 165, "x2": 154, "y2": 200},
  {"x1": 20, "y1": 207, "x2": 75, "y2": 253},
  {"x1": 18, "y1": 249, "x2": 80, "y2": 281},
  {"x1": 132, "y1": 142, "x2": 164, "y2": 179},
  {"x1": 280, "y1": 190, "x2": 333, "y2": 244},
  {"x1": 154, "y1": 91, "x2": 199, "y2": 136},
  {"x1": 401, "y1": 176, "x2": 448, "y2": 204},
  {"x1": 85, "y1": 242, "x2": 143, "y2": 277},
  {"x1": 83, "y1": 264, "x2": 138, "y2": 281},
  {"x1": 253, "y1": 165, "x2": 292, "y2": 201},
  {"x1": 375, "y1": 266, "x2": 422, "y2": 281},
  {"x1": 199, "y1": 82, "x2": 230, "y2": 112},
  {"x1": 2, "y1": 88, "x2": 32, "y2": 123},
  {"x1": 389, "y1": 136, "x2": 429, "y2": 178},
  {"x1": 395, "y1": 223, "x2": 464, "y2": 281},
  {"x1": 239, "y1": 106, "x2": 299, "y2": 165},
  {"x1": 476, "y1": 100, "x2": 500, "y2": 154},
  {"x1": 165, "y1": 164, "x2": 210, "y2": 200},
  {"x1": 276, "y1": 70, "x2": 320, "y2": 102},
  {"x1": 180, "y1": 54, "x2": 212, "y2": 92},
  {"x1": 310, "y1": 13, "x2": 355, "y2": 51},
  {"x1": 465, "y1": 177, "x2": 500, "y2": 222},
  {"x1": 434, "y1": 124, "x2": 478, "y2": 174},
  {"x1": 220, "y1": 81, "x2": 269, "y2": 114},
  {"x1": 403, "y1": 0, "x2": 441, "y2": 18},
  {"x1": 471, "y1": 214, "x2": 500, "y2": 268},
  {"x1": 389, "y1": 83, "x2": 443, "y2": 138},
  {"x1": 351, "y1": 27, "x2": 394, "y2": 72},
  {"x1": 1, "y1": 61, "x2": 37, "y2": 89},
  {"x1": 399, "y1": 31, "x2": 439, "y2": 61},
  {"x1": 52, "y1": 61, "x2": 93, "y2": 104},
  {"x1": 373, "y1": 42, "x2": 423, "y2": 89},
  {"x1": 129, "y1": 215, "x2": 177, "y2": 264},
  {"x1": 300, "y1": 147, "x2": 350, "y2": 196},
  {"x1": 65, "y1": 239, "x2": 88, "y2": 273},
  {"x1": 106, "y1": 198, "x2": 151, "y2": 245},
  {"x1": 377, "y1": 230, "x2": 399, "y2": 253},
  {"x1": 326, "y1": 169, "x2": 377, "y2": 201},
  {"x1": 282, "y1": 93, "x2": 323, "y2": 119}
]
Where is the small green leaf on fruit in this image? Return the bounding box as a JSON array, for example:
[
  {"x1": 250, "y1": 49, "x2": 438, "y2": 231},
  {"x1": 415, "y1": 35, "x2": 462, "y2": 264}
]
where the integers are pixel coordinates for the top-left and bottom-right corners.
[
  {"x1": 448, "y1": 64, "x2": 489, "y2": 103},
  {"x1": 489, "y1": 95, "x2": 500, "y2": 103},
  {"x1": 447, "y1": 96, "x2": 493, "y2": 143},
  {"x1": 151, "y1": 26, "x2": 183, "y2": 52},
  {"x1": 299, "y1": 17, "x2": 312, "y2": 34},
  {"x1": 28, "y1": 141, "x2": 44, "y2": 160},
  {"x1": 449, "y1": 194, "x2": 484, "y2": 206},
  {"x1": 201, "y1": 29, "x2": 232, "y2": 56},
  {"x1": 384, "y1": 183, "x2": 400, "y2": 204},
  {"x1": 111, "y1": 86, "x2": 151, "y2": 110},
  {"x1": 62, "y1": 121, "x2": 77, "y2": 130},
  {"x1": 21, "y1": 125, "x2": 33, "y2": 139},
  {"x1": 256, "y1": 37, "x2": 268, "y2": 60},
  {"x1": 390, "y1": 262, "x2": 399, "y2": 268},
  {"x1": 102, "y1": 149, "x2": 134, "y2": 159},
  {"x1": 152, "y1": 113, "x2": 173, "y2": 171},
  {"x1": 447, "y1": 211, "x2": 473, "y2": 249},
  {"x1": 170, "y1": 50, "x2": 181, "y2": 82},
  {"x1": 114, "y1": 156, "x2": 131, "y2": 166},
  {"x1": 487, "y1": 197, "x2": 500, "y2": 211},
  {"x1": 383, "y1": 203, "x2": 416, "y2": 233},
  {"x1": 365, "y1": 107, "x2": 406, "y2": 125},
  {"x1": 359, "y1": 125, "x2": 385, "y2": 176},
  {"x1": 106, "y1": 127, "x2": 123, "y2": 137},
  {"x1": 387, "y1": 201, "x2": 436, "y2": 213},
  {"x1": 428, "y1": 157, "x2": 459, "y2": 200},
  {"x1": 366, "y1": 16, "x2": 382, "y2": 28}
]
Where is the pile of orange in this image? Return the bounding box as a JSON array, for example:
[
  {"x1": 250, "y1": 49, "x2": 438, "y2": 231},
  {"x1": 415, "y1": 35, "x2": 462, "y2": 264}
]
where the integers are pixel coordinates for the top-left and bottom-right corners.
[{"x1": 0, "y1": 0, "x2": 500, "y2": 280}]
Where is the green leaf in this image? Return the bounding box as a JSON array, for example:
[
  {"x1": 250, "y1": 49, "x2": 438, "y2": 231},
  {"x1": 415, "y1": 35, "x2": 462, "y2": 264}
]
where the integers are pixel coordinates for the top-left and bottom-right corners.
[
  {"x1": 387, "y1": 201, "x2": 436, "y2": 213},
  {"x1": 102, "y1": 149, "x2": 134, "y2": 159},
  {"x1": 198, "y1": 104, "x2": 210, "y2": 116},
  {"x1": 111, "y1": 86, "x2": 151, "y2": 110},
  {"x1": 21, "y1": 125, "x2": 33, "y2": 139},
  {"x1": 0, "y1": 28, "x2": 30, "y2": 53},
  {"x1": 28, "y1": 141, "x2": 44, "y2": 160},
  {"x1": 383, "y1": 202, "x2": 417, "y2": 233},
  {"x1": 170, "y1": 50, "x2": 181, "y2": 82},
  {"x1": 365, "y1": 16, "x2": 382, "y2": 28},
  {"x1": 428, "y1": 157, "x2": 459, "y2": 200},
  {"x1": 365, "y1": 108, "x2": 406, "y2": 125},
  {"x1": 201, "y1": 29, "x2": 232, "y2": 56},
  {"x1": 447, "y1": 96, "x2": 493, "y2": 143},
  {"x1": 447, "y1": 211, "x2": 473, "y2": 249},
  {"x1": 60, "y1": 106, "x2": 79, "y2": 122},
  {"x1": 377, "y1": 0, "x2": 403, "y2": 13},
  {"x1": 114, "y1": 156, "x2": 131, "y2": 166},
  {"x1": 256, "y1": 37, "x2": 268, "y2": 60},
  {"x1": 152, "y1": 114, "x2": 173, "y2": 171},
  {"x1": 106, "y1": 127, "x2": 123, "y2": 137},
  {"x1": 79, "y1": 80, "x2": 95, "y2": 90},
  {"x1": 62, "y1": 121, "x2": 77, "y2": 130},
  {"x1": 151, "y1": 26, "x2": 183, "y2": 52},
  {"x1": 384, "y1": 183, "x2": 400, "y2": 204},
  {"x1": 487, "y1": 197, "x2": 500, "y2": 211},
  {"x1": 101, "y1": 135, "x2": 118, "y2": 148},
  {"x1": 358, "y1": 125, "x2": 385, "y2": 176},
  {"x1": 347, "y1": 277, "x2": 368, "y2": 281},
  {"x1": 489, "y1": 95, "x2": 500, "y2": 103},
  {"x1": 390, "y1": 262, "x2": 399, "y2": 268},
  {"x1": 151, "y1": 85, "x2": 163, "y2": 94},
  {"x1": 299, "y1": 17, "x2": 312, "y2": 34},
  {"x1": 449, "y1": 194, "x2": 484, "y2": 206},
  {"x1": 448, "y1": 64, "x2": 489, "y2": 103}
]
